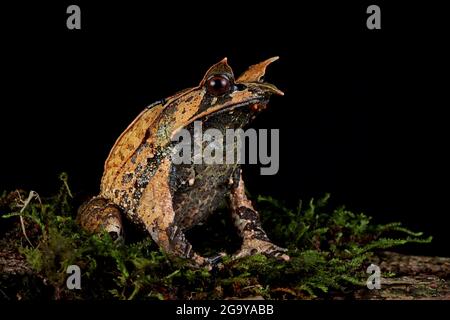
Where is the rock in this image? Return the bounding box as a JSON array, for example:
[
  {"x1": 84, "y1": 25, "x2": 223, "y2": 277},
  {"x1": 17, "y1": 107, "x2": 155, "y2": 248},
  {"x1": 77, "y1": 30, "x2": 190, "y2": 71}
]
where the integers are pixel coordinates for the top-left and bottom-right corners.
[{"x1": 353, "y1": 252, "x2": 450, "y2": 300}]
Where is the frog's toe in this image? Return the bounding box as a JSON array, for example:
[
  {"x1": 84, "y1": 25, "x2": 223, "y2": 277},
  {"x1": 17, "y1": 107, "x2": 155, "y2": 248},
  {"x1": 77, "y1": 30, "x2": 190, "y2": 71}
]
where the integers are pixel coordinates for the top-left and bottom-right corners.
[
  {"x1": 234, "y1": 240, "x2": 290, "y2": 261},
  {"x1": 271, "y1": 249, "x2": 290, "y2": 262},
  {"x1": 262, "y1": 243, "x2": 289, "y2": 261},
  {"x1": 233, "y1": 249, "x2": 252, "y2": 260},
  {"x1": 206, "y1": 252, "x2": 227, "y2": 266}
]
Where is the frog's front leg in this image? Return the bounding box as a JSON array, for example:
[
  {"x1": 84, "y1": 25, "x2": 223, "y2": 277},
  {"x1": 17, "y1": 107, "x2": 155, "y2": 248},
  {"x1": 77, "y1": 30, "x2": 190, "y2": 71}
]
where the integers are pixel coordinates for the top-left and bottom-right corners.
[
  {"x1": 137, "y1": 158, "x2": 208, "y2": 267},
  {"x1": 229, "y1": 170, "x2": 289, "y2": 261}
]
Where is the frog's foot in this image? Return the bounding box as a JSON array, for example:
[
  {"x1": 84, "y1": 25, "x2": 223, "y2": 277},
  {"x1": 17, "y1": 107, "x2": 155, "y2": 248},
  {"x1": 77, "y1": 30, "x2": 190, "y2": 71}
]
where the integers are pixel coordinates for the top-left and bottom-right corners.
[
  {"x1": 233, "y1": 239, "x2": 289, "y2": 261},
  {"x1": 77, "y1": 197, "x2": 124, "y2": 241}
]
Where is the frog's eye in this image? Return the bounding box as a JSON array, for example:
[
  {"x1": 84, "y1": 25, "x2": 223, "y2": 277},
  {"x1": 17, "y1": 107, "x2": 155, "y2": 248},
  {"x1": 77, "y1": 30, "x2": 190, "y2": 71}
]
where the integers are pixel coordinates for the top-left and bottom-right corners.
[{"x1": 206, "y1": 75, "x2": 231, "y2": 96}]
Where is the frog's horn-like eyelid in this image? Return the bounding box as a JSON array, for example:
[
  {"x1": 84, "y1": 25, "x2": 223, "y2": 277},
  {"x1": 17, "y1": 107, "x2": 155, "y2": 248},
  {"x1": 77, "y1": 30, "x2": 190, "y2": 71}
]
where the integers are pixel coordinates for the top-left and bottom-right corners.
[
  {"x1": 200, "y1": 57, "x2": 234, "y2": 85},
  {"x1": 236, "y1": 56, "x2": 280, "y2": 83}
]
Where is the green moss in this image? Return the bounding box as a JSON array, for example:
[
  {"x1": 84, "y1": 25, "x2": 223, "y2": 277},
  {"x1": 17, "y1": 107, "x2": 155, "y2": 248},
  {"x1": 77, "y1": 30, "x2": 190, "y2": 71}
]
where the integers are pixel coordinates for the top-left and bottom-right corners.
[{"x1": 0, "y1": 174, "x2": 431, "y2": 300}]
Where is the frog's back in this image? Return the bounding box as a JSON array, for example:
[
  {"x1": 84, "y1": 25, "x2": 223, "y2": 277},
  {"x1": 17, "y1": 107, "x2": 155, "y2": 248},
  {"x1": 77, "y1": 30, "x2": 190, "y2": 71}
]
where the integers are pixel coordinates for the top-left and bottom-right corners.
[{"x1": 100, "y1": 100, "x2": 166, "y2": 196}]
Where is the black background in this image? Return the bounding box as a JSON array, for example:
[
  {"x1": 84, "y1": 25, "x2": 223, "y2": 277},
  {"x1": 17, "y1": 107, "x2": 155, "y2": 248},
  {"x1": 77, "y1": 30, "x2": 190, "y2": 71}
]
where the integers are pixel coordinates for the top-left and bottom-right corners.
[{"x1": 1, "y1": 2, "x2": 448, "y2": 256}]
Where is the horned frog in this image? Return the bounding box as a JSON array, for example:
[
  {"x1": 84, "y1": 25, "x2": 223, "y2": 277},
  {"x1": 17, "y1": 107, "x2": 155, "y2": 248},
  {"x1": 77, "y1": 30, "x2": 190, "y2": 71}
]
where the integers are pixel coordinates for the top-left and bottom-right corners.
[{"x1": 78, "y1": 57, "x2": 289, "y2": 267}]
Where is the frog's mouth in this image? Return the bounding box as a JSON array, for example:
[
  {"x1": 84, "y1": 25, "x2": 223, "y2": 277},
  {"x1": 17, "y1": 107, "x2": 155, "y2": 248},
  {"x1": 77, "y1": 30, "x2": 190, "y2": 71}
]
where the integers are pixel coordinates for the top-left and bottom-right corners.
[
  {"x1": 212, "y1": 98, "x2": 269, "y2": 117},
  {"x1": 171, "y1": 97, "x2": 271, "y2": 139},
  {"x1": 201, "y1": 76, "x2": 284, "y2": 116}
]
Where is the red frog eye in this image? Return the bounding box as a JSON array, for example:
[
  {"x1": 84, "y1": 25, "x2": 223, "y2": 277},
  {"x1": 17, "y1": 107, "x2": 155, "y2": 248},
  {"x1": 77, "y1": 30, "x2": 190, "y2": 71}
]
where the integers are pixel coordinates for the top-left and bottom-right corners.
[{"x1": 206, "y1": 75, "x2": 231, "y2": 96}]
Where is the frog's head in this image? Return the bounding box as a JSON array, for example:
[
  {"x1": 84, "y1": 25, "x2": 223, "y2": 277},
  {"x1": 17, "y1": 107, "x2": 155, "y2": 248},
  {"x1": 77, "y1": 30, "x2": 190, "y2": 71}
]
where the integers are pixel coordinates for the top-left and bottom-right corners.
[
  {"x1": 197, "y1": 56, "x2": 283, "y2": 116},
  {"x1": 198, "y1": 57, "x2": 283, "y2": 107},
  {"x1": 163, "y1": 57, "x2": 283, "y2": 138}
]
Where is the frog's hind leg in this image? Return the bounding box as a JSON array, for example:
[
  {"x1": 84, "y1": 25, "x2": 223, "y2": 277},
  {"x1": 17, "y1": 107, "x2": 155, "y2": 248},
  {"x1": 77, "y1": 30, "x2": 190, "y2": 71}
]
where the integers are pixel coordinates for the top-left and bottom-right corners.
[
  {"x1": 136, "y1": 158, "x2": 210, "y2": 267},
  {"x1": 229, "y1": 170, "x2": 289, "y2": 261},
  {"x1": 77, "y1": 197, "x2": 124, "y2": 240}
]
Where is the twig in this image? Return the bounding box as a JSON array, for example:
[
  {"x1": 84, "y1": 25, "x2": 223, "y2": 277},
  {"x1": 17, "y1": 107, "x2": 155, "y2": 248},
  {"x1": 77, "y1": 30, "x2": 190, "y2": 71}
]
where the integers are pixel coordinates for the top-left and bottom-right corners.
[
  {"x1": 15, "y1": 190, "x2": 41, "y2": 247},
  {"x1": 0, "y1": 288, "x2": 9, "y2": 300},
  {"x1": 60, "y1": 173, "x2": 73, "y2": 198}
]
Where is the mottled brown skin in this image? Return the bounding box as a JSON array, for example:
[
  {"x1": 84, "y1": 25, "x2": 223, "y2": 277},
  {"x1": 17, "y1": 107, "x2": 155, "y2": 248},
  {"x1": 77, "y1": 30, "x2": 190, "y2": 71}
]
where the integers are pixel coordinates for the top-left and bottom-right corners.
[{"x1": 78, "y1": 57, "x2": 289, "y2": 266}]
